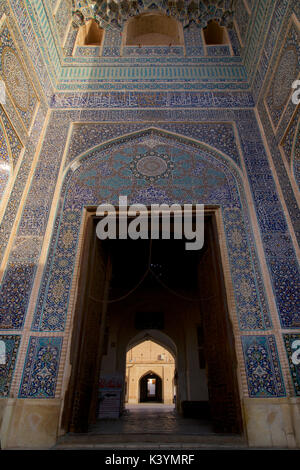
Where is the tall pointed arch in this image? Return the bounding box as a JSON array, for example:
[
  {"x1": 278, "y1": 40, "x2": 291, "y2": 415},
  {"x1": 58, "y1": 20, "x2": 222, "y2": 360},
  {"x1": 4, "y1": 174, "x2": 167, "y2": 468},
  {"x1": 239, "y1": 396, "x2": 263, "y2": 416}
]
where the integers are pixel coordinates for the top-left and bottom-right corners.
[{"x1": 32, "y1": 126, "x2": 271, "y2": 335}]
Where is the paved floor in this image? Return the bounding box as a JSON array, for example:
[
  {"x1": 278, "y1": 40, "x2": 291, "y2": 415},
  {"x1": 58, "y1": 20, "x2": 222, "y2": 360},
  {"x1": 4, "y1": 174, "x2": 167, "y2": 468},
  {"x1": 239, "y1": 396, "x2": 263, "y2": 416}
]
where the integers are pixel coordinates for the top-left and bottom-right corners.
[{"x1": 89, "y1": 404, "x2": 215, "y2": 435}]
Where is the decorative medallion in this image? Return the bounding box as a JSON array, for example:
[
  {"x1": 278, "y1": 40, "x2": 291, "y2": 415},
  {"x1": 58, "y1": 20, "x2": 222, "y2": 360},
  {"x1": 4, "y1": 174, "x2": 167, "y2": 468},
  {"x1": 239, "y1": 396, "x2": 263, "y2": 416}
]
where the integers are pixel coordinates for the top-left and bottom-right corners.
[
  {"x1": 130, "y1": 150, "x2": 174, "y2": 182},
  {"x1": 283, "y1": 334, "x2": 300, "y2": 396},
  {"x1": 1, "y1": 46, "x2": 30, "y2": 112}
]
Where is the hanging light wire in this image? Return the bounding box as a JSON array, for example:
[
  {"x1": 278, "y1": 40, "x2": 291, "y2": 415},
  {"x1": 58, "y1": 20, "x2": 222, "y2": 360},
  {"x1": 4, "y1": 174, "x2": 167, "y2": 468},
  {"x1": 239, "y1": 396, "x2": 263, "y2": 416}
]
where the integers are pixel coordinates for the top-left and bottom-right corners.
[{"x1": 94, "y1": 238, "x2": 217, "y2": 304}]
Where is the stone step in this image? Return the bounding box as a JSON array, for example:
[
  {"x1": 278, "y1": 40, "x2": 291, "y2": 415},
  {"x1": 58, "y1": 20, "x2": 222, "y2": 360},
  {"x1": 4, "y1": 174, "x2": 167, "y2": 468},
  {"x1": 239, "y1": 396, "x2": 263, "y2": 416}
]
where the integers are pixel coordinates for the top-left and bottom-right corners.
[{"x1": 53, "y1": 433, "x2": 248, "y2": 449}]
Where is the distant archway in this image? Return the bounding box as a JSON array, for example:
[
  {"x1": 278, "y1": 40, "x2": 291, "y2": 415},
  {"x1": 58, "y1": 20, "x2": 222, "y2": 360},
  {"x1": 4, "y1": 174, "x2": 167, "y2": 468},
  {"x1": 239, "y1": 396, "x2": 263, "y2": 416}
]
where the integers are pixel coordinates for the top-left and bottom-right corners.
[
  {"x1": 126, "y1": 337, "x2": 176, "y2": 405},
  {"x1": 139, "y1": 371, "x2": 162, "y2": 403}
]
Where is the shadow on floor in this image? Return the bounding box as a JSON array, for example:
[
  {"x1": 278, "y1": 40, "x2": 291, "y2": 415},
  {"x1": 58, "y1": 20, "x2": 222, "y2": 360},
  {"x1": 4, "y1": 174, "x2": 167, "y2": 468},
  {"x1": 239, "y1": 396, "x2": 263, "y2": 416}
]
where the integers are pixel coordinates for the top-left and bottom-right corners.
[{"x1": 89, "y1": 403, "x2": 215, "y2": 435}]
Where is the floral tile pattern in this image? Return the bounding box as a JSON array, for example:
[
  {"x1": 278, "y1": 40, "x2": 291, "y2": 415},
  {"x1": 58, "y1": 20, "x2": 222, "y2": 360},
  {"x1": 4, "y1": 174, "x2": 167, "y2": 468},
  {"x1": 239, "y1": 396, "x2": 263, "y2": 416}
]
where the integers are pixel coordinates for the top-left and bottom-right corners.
[
  {"x1": 0, "y1": 0, "x2": 298, "y2": 402},
  {"x1": 0, "y1": 335, "x2": 21, "y2": 397},
  {"x1": 241, "y1": 335, "x2": 285, "y2": 397},
  {"x1": 283, "y1": 334, "x2": 300, "y2": 396},
  {"x1": 19, "y1": 336, "x2": 63, "y2": 398}
]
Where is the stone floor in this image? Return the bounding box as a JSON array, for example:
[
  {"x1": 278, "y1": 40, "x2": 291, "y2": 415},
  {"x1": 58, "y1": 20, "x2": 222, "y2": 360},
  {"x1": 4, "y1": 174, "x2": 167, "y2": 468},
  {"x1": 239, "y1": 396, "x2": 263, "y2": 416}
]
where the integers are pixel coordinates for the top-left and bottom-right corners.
[
  {"x1": 89, "y1": 404, "x2": 215, "y2": 435},
  {"x1": 54, "y1": 404, "x2": 248, "y2": 449}
]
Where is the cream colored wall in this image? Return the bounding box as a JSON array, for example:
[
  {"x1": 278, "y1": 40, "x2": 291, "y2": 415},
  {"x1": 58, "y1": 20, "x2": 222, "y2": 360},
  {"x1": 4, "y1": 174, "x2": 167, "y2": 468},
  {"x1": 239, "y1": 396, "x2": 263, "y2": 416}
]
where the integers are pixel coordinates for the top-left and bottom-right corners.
[{"x1": 126, "y1": 340, "x2": 175, "y2": 404}]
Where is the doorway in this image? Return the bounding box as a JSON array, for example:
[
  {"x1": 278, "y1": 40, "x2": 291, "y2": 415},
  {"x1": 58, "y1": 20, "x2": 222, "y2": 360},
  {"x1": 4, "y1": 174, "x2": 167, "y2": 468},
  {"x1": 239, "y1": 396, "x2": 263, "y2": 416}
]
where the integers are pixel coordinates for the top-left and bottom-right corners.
[
  {"x1": 139, "y1": 372, "x2": 162, "y2": 403},
  {"x1": 61, "y1": 207, "x2": 243, "y2": 436}
]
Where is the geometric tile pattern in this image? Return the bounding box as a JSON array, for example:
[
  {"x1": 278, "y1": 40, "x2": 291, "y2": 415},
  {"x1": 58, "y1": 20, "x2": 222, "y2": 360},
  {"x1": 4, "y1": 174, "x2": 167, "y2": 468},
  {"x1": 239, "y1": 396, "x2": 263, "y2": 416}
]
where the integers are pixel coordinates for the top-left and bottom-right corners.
[
  {"x1": 251, "y1": 0, "x2": 290, "y2": 103},
  {"x1": 19, "y1": 336, "x2": 63, "y2": 398},
  {"x1": 0, "y1": 335, "x2": 21, "y2": 397},
  {"x1": 235, "y1": 0, "x2": 250, "y2": 45},
  {"x1": 292, "y1": 121, "x2": 300, "y2": 190},
  {"x1": 0, "y1": 119, "x2": 11, "y2": 201},
  {"x1": 0, "y1": 263, "x2": 36, "y2": 330},
  {"x1": 283, "y1": 333, "x2": 300, "y2": 396},
  {"x1": 0, "y1": 23, "x2": 38, "y2": 131},
  {"x1": 235, "y1": 114, "x2": 300, "y2": 329},
  {"x1": 50, "y1": 91, "x2": 254, "y2": 107},
  {"x1": 0, "y1": 0, "x2": 298, "y2": 403},
  {"x1": 241, "y1": 335, "x2": 286, "y2": 397},
  {"x1": 253, "y1": 0, "x2": 300, "y2": 259},
  {"x1": 54, "y1": 0, "x2": 72, "y2": 45},
  {"x1": 281, "y1": 115, "x2": 299, "y2": 167},
  {"x1": 66, "y1": 122, "x2": 242, "y2": 168},
  {"x1": 265, "y1": 23, "x2": 300, "y2": 129},
  {"x1": 0, "y1": 108, "x2": 23, "y2": 167}
]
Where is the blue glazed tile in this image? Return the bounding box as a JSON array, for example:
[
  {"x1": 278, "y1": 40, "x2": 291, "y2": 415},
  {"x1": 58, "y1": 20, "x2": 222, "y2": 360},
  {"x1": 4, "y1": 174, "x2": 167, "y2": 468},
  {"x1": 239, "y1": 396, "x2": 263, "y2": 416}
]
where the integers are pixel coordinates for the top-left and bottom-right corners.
[{"x1": 19, "y1": 336, "x2": 63, "y2": 398}]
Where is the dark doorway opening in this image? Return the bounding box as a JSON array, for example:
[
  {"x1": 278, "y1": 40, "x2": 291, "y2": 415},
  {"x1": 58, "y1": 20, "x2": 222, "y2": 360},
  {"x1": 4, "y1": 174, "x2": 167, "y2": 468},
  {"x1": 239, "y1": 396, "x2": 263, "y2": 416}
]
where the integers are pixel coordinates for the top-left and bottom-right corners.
[{"x1": 61, "y1": 207, "x2": 243, "y2": 437}]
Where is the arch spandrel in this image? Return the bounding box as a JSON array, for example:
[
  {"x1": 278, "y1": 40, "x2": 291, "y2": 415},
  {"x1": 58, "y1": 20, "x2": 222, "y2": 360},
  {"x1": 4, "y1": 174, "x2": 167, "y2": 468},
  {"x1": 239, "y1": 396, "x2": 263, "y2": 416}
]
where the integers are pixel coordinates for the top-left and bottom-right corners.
[{"x1": 127, "y1": 329, "x2": 177, "y2": 358}]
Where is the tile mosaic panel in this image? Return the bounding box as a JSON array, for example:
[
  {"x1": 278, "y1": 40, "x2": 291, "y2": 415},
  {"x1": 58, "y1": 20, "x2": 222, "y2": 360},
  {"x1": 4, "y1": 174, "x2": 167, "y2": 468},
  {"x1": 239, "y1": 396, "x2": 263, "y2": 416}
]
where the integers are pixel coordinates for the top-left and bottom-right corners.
[
  {"x1": 54, "y1": 0, "x2": 72, "y2": 45},
  {"x1": 0, "y1": 263, "x2": 36, "y2": 330},
  {"x1": 0, "y1": 125, "x2": 11, "y2": 202},
  {"x1": 1, "y1": 106, "x2": 298, "y2": 334},
  {"x1": 251, "y1": 0, "x2": 290, "y2": 102},
  {"x1": 0, "y1": 108, "x2": 23, "y2": 167},
  {"x1": 0, "y1": 335, "x2": 21, "y2": 397},
  {"x1": 243, "y1": 0, "x2": 274, "y2": 80},
  {"x1": 74, "y1": 46, "x2": 101, "y2": 57},
  {"x1": 51, "y1": 91, "x2": 254, "y2": 109},
  {"x1": 66, "y1": 122, "x2": 241, "y2": 168},
  {"x1": 265, "y1": 23, "x2": 300, "y2": 130},
  {"x1": 0, "y1": 22, "x2": 39, "y2": 132},
  {"x1": 0, "y1": 113, "x2": 21, "y2": 201},
  {"x1": 122, "y1": 46, "x2": 184, "y2": 57},
  {"x1": 63, "y1": 28, "x2": 78, "y2": 56},
  {"x1": 0, "y1": 0, "x2": 297, "y2": 403},
  {"x1": 281, "y1": 114, "x2": 299, "y2": 167},
  {"x1": 206, "y1": 45, "x2": 231, "y2": 57},
  {"x1": 235, "y1": 0, "x2": 250, "y2": 45},
  {"x1": 283, "y1": 333, "x2": 300, "y2": 396},
  {"x1": 58, "y1": 63, "x2": 248, "y2": 85},
  {"x1": 183, "y1": 24, "x2": 204, "y2": 56},
  {"x1": 228, "y1": 27, "x2": 242, "y2": 56},
  {"x1": 236, "y1": 114, "x2": 300, "y2": 329},
  {"x1": 19, "y1": 336, "x2": 62, "y2": 398},
  {"x1": 101, "y1": 29, "x2": 121, "y2": 57},
  {"x1": 293, "y1": 123, "x2": 300, "y2": 190},
  {"x1": 256, "y1": 101, "x2": 300, "y2": 246},
  {"x1": 241, "y1": 335, "x2": 286, "y2": 397},
  {"x1": 48, "y1": 0, "x2": 58, "y2": 11},
  {"x1": 0, "y1": 105, "x2": 46, "y2": 266},
  {"x1": 55, "y1": 81, "x2": 250, "y2": 92}
]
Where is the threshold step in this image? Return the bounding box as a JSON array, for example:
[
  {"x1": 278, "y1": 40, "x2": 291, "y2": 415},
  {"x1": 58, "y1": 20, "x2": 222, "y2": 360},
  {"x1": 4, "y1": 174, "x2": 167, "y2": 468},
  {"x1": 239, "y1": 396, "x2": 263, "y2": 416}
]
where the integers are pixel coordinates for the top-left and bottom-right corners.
[{"x1": 53, "y1": 433, "x2": 247, "y2": 449}]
